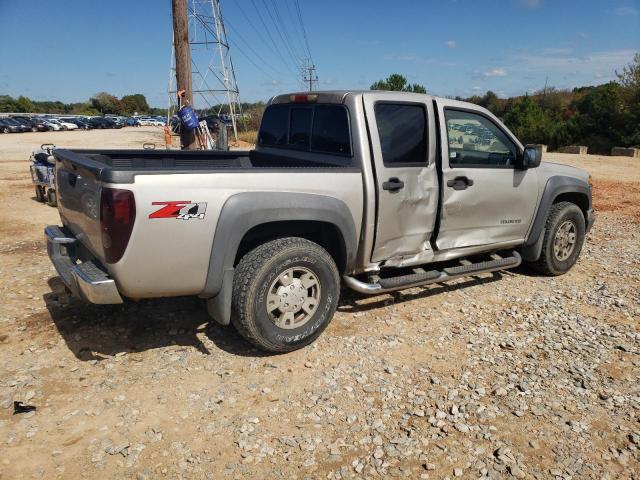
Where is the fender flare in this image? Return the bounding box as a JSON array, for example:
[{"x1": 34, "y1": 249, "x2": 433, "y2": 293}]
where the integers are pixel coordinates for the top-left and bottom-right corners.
[
  {"x1": 200, "y1": 192, "x2": 358, "y2": 324},
  {"x1": 521, "y1": 175, "x2": 592, "y2": 261}
]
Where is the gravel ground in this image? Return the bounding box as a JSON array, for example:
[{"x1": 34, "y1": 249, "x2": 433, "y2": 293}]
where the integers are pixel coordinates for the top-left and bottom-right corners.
[{"x1": 0, "y1": 130, "x2": 638, "y2": 479}]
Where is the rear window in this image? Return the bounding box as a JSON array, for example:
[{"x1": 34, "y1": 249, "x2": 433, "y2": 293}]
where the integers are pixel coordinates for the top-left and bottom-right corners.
[{"x1": 259, "y1": 104, "x2": 352, "y2": 156}]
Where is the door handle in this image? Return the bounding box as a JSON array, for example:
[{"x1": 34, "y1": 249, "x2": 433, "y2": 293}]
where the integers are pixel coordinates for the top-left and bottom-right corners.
[
  {"x1": 382, "y1": 177, "x2": 405, "y2": 192},
  {"x1": 447, "y1": 176, "x2": 474, "y2": 190}
]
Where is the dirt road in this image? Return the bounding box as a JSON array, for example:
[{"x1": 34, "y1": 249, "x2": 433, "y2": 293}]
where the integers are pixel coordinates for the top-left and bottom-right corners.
[{"x1": 0, "y1": 129, "x2": 638, "y2": 479}]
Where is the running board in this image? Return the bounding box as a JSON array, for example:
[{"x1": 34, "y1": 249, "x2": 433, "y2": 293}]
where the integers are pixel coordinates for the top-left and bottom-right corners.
[{"x1": 343, "y1": 251, "x2": 521, "y2": 295}]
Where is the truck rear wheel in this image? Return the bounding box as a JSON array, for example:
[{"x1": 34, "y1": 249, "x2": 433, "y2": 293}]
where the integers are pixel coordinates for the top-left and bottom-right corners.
[
  {"x1": 231, "y1": 237, "x2": 340, "y2": 353},
  {"x1": 532, "y1": 201, "x2": 585, "y2": 276}
]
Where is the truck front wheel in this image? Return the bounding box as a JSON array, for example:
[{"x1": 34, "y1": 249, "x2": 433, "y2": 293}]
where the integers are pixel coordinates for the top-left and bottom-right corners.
[
  {"x1": 231, "y1": 237, "x2": 340, "y2": 353},
  {"x1": 532, "y1": 201, "x2": 586, "y2": 276}
]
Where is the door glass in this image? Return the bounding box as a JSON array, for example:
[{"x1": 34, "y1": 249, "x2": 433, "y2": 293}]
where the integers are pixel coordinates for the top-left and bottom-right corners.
[
  {"x1": 375, "y1": 103, "x2": 427, "y2": 166},
  {"x1": 445, "y1": 109, "x2": 516, "y2": 167}
]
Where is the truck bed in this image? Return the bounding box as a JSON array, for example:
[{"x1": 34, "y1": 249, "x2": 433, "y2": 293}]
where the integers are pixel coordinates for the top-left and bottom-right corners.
[{"x1": 53, "y1": 148, "x2": 356, "y2": 184}]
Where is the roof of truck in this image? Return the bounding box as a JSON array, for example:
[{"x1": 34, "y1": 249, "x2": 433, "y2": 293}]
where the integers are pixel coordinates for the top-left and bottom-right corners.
[{"x1": 270, "y1": 90, "x2": 439, "y2": 105}]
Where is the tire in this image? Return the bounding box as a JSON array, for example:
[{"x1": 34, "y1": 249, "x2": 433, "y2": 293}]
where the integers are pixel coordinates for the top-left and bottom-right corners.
[
  {"x1": 35, "y1": 186, "x2": 45, "y2": 202},
  {"x1": 31, "y1": 126, "x2": 38, "y2": 132},
  {"x1": 46, "y1": 189, "x2": 57, "y2": 207},
  {"x1": 531, "y1": 201, "x2": 585, "y2": 276},
  {"x1": 2, "y1": 127, "x2": 9, "y2": 134},
  {"x1": 231, "y1": 237, "x2": 340, "y2": 353}
]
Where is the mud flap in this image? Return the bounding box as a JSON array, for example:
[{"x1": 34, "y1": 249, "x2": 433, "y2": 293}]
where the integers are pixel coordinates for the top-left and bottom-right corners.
[{"x1": 205, "y1": 268, "x2": 234, "y2": 325}]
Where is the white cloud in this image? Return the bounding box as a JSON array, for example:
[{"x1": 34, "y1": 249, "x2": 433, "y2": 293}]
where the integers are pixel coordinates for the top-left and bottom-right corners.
[
  {"x1": 614, "y1": 6, "x2": 640, "y2": 15},
  {"x1": 482, "y1": 68, "x2": 508, "y2": 77},
  {"x1": 446, "y1": 40, "x2": 457, "y2": 49},
  {"x1": 514, "y1": 49, "x2": 637, "y2": 76}
]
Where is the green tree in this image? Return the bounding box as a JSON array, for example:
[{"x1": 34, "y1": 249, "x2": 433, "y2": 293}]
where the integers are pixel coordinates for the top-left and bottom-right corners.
[
  {"x1": 90, "y1": 92, "x2": 121, "y2": 114},
  {"x1": 120, "y1": 94, "x2": 149, "y2": 114},
  {"x1": 370, "y1": 74, "x2": 427, "y2": 93}
]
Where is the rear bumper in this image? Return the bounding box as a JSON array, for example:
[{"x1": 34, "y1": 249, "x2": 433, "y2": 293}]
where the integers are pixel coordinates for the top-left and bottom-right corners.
[
  {"x1": 586, "y1": 208, "x2": 595, "y2": 233},
  {"x1": 45, "y1": 225, "x2": 123, "y2": 304}
]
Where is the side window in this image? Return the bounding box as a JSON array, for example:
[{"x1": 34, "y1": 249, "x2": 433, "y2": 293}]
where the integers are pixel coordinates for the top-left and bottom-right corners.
[
  {"x1": 445, "y1": 109, "x2": 516, "y2": 167},
  {"x1": 375, "y1": 103, "x2": 427, "y2": 166}
]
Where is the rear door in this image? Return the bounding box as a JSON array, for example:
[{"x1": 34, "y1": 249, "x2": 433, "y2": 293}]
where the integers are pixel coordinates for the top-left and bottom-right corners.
[
  {"x1": 363, "y1": 93, "x2": 439, "y2": 263},
  {"x1": 435, "y1": 100, "x2": 539, "y2": 250}
]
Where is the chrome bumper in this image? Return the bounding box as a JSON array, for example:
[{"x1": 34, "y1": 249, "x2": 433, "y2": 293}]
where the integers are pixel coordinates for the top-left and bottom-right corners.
[{"x1": 45, "y1": 225, "x2": 123, "y2": 304}]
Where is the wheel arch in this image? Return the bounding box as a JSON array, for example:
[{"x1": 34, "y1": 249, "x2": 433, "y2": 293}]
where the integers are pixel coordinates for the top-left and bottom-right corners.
[
  {"x1": 201, "y1": 192, "x2": 357, "y2": 325},
  {"x1": 521, "y1": 176, "x2": 592, "y2": 261}
]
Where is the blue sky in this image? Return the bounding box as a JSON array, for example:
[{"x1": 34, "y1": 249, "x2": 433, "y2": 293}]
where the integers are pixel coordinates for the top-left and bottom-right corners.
[{"x1": 0, "y1": 0, "x2": 638, "y2": 107}]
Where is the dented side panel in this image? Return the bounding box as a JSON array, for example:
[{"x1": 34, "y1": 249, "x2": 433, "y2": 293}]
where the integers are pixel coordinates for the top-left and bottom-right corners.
[{"x1": 362, "y1": 93, "x2": 439, "y2": 263}]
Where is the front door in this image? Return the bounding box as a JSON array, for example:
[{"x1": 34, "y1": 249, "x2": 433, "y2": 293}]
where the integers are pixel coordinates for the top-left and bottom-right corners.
[
  {"x1": 435, "y1": 101, "x2": 539, "y2": 250},
  {"x1": 363, "y1": 93, "x2": 439, "y2": 263}
]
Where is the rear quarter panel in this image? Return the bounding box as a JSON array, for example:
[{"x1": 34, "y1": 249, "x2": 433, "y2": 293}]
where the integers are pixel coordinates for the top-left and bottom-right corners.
[{"x1": 107, "y1": 171, "x2": 363, "y2": 298}]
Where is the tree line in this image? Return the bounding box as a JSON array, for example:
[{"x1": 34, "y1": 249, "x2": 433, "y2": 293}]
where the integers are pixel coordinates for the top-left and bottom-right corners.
[{"x1": 0, "y1": 92, "x2": 165, "y2": 116}]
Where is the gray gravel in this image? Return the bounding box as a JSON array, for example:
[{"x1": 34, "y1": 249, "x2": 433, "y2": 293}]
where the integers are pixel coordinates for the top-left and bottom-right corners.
[{"x1": 0, "y1": 212, "x2": 638, "y2": 479}]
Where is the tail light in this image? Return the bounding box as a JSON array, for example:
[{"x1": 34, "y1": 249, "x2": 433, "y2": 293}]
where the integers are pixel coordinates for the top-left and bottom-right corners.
[
  {"x1": 100, "y1": 188, "x2": 136, "y2": 263},
  {"x1": 290, "y1": 94, "x2": 318, "y2": 103}
]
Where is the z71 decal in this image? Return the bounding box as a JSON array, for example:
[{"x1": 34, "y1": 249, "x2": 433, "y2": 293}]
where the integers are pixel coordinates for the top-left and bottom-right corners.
[{"x1": 149, "y1": 201, "x2": 207, "y2": 220}]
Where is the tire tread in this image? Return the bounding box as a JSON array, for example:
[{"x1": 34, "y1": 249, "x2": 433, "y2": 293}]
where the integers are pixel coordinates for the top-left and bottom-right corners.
[{"x1": 231, "y1": 237, "x2": 338, "y2": 352}]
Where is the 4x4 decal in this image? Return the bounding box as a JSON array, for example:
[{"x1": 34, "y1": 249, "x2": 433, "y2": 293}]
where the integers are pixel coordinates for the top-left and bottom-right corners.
[{"x1": 149, "y1": 201, "x2": 207, "y2": 220}]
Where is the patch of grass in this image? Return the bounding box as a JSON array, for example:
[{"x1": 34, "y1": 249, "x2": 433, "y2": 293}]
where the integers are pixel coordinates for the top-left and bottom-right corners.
[{"x1": 236, "y1": 130, "x2": 257, "y2": 145}]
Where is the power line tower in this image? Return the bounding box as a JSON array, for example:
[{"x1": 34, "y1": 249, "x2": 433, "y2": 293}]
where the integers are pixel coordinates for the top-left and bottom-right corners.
[
  {"x1": 168, "y1": 0, "x2": 242, "y2": 141},
  {"x1": 301, "y1": 58, "x2": 318, "y2": 92}
]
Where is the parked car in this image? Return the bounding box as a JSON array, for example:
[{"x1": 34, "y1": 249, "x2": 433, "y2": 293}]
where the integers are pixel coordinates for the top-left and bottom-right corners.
[
  {"x1": 13, "y1": 116, "x2": 50, "y2": 132},
  {"x1": 51, "y1": 118, "x2": 79, "y2": 130},
  {"x1": 0, "y1": 118, "x2": 24, "y2": 133},
  {"x1": 46, "y1": 90, "x2": 595, "y2": 353},
  {"x1": 138, "y1": 117, "x2": 164, "y2": 126},
  {"x1": 66, "y1": 118, "x2": 92, "y2": 130},
  {"x1": 87, "y1": 117, "x2": 122, "y2": 129},
  {"x1": 125, "y1": 117, "x2": 141, "y2": 127},
  {"x1": 35, "y1": 118, "x2": 62, "y2": 131},
  {"x1": 3, "y1": 117, "x2": 31, "y2": 132}
]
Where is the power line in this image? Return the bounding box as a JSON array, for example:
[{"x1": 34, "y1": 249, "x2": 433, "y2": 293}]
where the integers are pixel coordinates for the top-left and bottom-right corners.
[
  {"x1": 249, "y1": 0, "x2": 298, "y2": 73},
  {"x1": 294, "y1": 0, "x2": 313, "y2": 61},
  {"x1": 269, "y1": 0, "x2": 305, "y2": 61},
  {"x1": 231, "y1": 0, "x2": 296, "y2": 76},
  {"x1": 261, "y1": 0, "x2": 301, "y2": 68},
  {"x1": 224, "y1": 18, "x2": 283, "y2": 77}
]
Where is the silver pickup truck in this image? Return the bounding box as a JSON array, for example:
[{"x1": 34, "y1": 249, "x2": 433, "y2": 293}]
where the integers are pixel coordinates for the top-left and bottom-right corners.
[{"x1": 46, "y1": 91, "x2": 595, "y2": 352}]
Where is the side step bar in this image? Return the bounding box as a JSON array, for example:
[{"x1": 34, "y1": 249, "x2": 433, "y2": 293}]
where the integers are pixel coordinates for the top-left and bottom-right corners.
[{"x1": 343, "y1": 251, "x2": 521, "y2": 295}]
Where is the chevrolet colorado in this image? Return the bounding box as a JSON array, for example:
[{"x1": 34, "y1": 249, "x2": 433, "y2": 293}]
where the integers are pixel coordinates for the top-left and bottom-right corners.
[{"x1": 46, "y1": 91, "x2": 595, "y2": 352}]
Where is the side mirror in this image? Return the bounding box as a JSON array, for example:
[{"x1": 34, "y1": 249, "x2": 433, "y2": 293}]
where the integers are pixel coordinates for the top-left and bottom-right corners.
[{"x1": 518, "y1": 145, "x2": 542, "y2": 169}]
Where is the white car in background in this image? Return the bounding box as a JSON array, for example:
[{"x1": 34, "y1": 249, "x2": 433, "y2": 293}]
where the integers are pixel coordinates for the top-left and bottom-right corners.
[
  {"x1": 37, "y1": 118, "x2": 61, "y2": 131},
  {"x1": 138, "y1": 117, "x2": 164, "y2": 126},
  {"x1": 51, "y1": 118, "x2": 79, "y2": 130}
]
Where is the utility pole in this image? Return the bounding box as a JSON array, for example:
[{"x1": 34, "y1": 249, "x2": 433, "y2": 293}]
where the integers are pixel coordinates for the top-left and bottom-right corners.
[
  {"x1": 301, "y1": 58, "x2": 318, "y2": 92},
  {"x1": 171, "y1": 0, "x2": 197, "y2": 149}
]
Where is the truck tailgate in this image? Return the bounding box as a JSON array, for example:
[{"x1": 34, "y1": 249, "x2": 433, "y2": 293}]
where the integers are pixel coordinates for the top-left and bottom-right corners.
[{"x1": 54, "y1": 150, "x2": 105, "y2": 261}]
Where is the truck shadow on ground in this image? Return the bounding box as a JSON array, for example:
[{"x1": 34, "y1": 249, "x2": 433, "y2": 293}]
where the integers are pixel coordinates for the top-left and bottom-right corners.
[
  {"x1": 43, "y1": 277, "x2": 262, "y2": 361},
  {"x1": 44, "y1": 271, "x2": 513, "y2": 361}
]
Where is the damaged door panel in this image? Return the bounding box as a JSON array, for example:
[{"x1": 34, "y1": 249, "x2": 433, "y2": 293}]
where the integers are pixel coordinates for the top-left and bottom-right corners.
[{"x1": 362, "y1": 94, "x2": 439, "y2": 263}]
